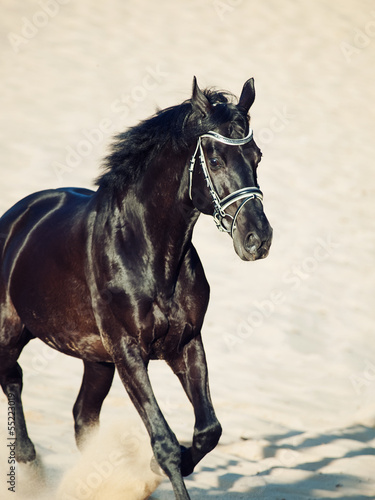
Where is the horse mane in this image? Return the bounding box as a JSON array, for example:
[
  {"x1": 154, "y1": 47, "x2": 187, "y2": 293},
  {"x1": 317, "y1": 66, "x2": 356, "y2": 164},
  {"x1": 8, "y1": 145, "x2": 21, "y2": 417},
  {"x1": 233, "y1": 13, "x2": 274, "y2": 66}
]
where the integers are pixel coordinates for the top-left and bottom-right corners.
[{"x1": 95, "y1": 88, "x2": 248, "y2": 189}]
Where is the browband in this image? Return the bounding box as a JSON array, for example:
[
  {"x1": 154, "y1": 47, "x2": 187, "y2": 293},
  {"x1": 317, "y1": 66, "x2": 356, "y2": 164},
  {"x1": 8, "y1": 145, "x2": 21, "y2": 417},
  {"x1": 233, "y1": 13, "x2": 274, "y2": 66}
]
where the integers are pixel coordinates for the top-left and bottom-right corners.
[{"x1": 199, "y1": 128, "x2": 253, "y2": 146}]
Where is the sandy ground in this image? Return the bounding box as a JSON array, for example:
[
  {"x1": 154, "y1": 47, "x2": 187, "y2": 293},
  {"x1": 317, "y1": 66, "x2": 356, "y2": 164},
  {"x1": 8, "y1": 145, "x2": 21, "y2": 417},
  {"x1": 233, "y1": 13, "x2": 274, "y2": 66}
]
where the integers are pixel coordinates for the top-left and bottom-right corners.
[{"x1": 1, "y1": 0, "x2": 375, "y2": 498}]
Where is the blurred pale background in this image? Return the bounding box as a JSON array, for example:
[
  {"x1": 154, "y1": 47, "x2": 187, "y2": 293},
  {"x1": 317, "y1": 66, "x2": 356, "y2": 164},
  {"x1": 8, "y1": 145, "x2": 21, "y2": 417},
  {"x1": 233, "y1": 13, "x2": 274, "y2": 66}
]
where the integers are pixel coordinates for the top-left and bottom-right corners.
[{"x1": 1, "y1": 1, "x2": 375, "y2": 498}]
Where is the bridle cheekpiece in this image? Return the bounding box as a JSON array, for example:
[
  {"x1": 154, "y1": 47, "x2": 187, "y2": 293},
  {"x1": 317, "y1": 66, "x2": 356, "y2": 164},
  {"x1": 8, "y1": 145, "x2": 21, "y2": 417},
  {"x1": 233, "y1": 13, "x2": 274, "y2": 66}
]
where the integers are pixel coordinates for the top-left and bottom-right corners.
[{"x1": 188, "y1": 128, "x2": 263, "y2": 237}]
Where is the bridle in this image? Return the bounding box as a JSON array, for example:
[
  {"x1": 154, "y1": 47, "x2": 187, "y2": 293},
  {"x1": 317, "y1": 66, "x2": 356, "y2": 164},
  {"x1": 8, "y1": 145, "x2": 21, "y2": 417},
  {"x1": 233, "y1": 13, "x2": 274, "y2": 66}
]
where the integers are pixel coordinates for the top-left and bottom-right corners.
[{"x1": 188, "y1": 128, "x2": 263, "y2": 237}]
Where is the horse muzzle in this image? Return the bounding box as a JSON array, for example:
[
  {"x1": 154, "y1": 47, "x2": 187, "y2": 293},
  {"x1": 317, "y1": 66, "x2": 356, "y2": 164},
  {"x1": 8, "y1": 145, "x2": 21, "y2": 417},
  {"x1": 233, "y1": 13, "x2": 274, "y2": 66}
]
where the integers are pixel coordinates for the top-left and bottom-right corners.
[{"x1": 233, "y1": 211, "x2": 273, "y2": 262}]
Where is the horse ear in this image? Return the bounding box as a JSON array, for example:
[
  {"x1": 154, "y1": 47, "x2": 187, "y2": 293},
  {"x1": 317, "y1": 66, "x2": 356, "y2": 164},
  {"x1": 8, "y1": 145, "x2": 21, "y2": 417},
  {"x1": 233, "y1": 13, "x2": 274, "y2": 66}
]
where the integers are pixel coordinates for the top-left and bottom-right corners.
[
  {"x1": 191, "y1": 76, "x2": 212, "y2": 117},
  {"x1": 238, "y1": 78, "x2": 255, "y2": 112}
]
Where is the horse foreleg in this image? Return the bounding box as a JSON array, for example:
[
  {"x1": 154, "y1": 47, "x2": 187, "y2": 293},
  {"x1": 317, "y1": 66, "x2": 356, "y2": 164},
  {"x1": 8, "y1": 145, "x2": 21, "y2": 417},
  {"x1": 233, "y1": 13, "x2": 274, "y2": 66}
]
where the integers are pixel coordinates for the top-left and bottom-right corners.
[
  {"x1": 167, "y1": 334, "x2": 222, "y2": 477},
  {"x1": 113, "y1": 341, "x2": 190, "y2": 500},
  {"x1": 73, "y1": 360, "x2": 115, "y2": 449}
]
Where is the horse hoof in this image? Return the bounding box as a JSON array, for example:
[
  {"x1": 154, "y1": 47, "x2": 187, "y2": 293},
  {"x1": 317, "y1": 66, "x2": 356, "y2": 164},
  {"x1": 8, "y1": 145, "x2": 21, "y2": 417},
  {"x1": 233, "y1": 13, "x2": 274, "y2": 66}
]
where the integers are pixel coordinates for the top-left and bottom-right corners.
[
  {"x1": 16, "y1": 441, "x2": 36, "y2": 463},
  {"x1": 180, "y1": 446, "x2": 195, "y2": 477}
]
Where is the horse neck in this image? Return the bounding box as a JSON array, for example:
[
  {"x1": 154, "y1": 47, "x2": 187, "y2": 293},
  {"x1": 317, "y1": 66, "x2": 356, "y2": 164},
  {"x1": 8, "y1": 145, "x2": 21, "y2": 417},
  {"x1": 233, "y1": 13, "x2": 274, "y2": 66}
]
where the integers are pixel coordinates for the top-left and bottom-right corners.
[{"x1": 95, "y1": 150, "x2": 200, "y2": 286}]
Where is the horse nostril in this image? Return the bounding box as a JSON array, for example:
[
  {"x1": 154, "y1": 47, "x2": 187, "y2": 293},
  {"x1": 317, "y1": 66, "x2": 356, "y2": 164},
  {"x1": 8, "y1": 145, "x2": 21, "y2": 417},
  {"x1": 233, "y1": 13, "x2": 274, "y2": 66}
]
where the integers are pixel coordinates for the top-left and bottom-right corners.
[{"x1": 245, "y1": 232, "x2": 261, "y2": 254}]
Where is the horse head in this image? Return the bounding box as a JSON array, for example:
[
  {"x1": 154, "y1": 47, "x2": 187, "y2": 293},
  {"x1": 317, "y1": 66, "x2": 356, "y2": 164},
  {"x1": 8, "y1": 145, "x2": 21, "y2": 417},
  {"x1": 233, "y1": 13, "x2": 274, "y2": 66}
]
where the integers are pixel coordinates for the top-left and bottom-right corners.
[{"x1": 188, "y1": 78, "x2": 273, "y2": 261}]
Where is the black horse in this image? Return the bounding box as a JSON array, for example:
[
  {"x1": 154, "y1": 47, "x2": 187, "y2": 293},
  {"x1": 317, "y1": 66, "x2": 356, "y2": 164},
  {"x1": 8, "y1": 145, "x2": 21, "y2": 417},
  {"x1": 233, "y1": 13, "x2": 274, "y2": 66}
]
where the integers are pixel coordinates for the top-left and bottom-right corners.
[{"x1": 0, "y1": 78, "x2": 272, "y2": 499}]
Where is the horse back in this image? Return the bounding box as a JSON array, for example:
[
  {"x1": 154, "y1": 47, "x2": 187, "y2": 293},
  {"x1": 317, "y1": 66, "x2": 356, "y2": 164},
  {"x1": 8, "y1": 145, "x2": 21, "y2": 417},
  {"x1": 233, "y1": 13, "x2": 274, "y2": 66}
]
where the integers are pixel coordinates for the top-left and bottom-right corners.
[{"x1": 0, "y1": 187, "x2": 94, "y2": 278}]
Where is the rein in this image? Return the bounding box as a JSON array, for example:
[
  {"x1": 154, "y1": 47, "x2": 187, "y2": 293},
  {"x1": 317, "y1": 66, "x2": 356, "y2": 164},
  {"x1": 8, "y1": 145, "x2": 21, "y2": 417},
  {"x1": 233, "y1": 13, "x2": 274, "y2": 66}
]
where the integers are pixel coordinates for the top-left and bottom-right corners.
[{"x1": 188, "y1": 128, "x2": 263, "y2": 237}]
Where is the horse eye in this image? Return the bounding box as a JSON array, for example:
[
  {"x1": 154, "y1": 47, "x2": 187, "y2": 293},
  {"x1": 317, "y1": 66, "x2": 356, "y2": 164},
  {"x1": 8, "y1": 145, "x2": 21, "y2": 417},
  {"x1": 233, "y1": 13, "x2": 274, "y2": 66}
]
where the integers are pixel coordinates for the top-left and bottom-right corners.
[{"x1": 209, "y1": 158, "x2": 221, "y2": 169}]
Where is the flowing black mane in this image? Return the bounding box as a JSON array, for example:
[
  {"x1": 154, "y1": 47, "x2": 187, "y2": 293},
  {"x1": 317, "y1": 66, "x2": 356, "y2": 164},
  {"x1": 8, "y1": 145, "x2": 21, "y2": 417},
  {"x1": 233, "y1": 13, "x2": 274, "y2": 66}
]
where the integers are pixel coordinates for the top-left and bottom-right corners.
[{"x1": 96, "y1": 88, "x2": 249, "y2": 189}]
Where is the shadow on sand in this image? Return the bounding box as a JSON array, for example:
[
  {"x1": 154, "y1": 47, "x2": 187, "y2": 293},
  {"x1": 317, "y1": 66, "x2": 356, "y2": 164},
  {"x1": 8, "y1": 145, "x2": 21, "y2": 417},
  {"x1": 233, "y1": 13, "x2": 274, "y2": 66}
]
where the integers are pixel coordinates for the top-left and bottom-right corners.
[{"x1": 151, "y1": 424, "x2": 375, "y2": 499}]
